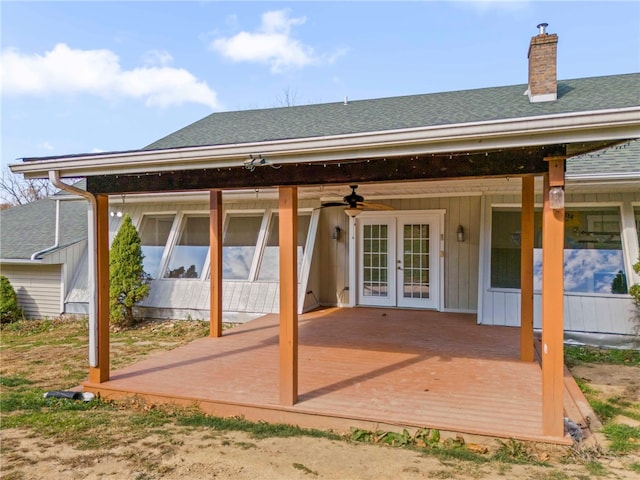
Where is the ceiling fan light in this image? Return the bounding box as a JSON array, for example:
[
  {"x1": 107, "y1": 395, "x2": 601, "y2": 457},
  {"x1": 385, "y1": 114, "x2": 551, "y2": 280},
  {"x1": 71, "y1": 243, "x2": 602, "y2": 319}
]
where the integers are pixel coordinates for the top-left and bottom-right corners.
[{"x1": 344, "y1": 207, "x2": 362, "y2": 217}]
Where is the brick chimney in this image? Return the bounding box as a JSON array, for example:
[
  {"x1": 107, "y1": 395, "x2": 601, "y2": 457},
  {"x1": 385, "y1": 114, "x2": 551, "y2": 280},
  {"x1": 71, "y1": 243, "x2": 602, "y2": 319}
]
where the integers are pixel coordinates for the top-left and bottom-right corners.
[{"x1": 527, "y1": 23, "x2": 558, "y2": 103}]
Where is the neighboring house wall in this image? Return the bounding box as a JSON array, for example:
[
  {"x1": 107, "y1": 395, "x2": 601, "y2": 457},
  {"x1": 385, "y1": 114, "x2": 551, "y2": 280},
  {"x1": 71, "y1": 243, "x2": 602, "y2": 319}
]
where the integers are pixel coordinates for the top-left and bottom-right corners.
[
  {"x1": 1, "y1": 264, "x2": 62, "y2": 318},
  {"x1": 479, "y1": 190, "x2": 640, "y2": 335}
]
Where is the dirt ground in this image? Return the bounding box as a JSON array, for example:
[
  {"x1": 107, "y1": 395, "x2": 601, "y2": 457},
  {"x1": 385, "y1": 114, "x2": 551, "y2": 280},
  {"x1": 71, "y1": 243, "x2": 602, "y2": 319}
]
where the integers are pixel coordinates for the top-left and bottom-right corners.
[
  {"x1": 3, "y1": 365, "x2": 639, "y2": 480},
  {"x1": 2, "y1": 320, "x2": 639, "y2": 479},
  {"x1": 2, "y1": 415, "x2": 639, "y2": 480}
]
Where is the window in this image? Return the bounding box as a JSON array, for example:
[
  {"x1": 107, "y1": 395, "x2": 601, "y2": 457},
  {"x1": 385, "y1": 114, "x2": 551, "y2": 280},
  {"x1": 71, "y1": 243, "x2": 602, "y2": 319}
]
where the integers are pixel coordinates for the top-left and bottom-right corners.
[
  {"x1": 164, "y1": 216, "x2": 209, "y2": 279},
  {"x1": 491, "y1": 207, "x2": 628, "y2": 294},
  {"x1": 222, "y1": 214, "x2": 263, "y2": 280},
  {"x1": 139, "y1": 214, "x2": 175, "y2": 279},
  {"x1": 491, "y1": 210, "x2": 525, "y2": 289},
  {"x1": 257, "y1": 213, "x2": 312, "y2": 281},
  {"x1": 549, "y1": 208, "x2": 626, "y2": 294}
]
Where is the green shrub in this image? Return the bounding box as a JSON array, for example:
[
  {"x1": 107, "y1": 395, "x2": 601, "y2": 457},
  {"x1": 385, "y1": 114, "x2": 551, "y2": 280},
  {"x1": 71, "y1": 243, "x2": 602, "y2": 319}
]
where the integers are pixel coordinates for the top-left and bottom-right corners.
[
  {"x1": 0, "y1": 275, "x2": 23, "y2": 323},
  {"x1": 630, "y1": 254, "x2": 640, "y2": 334},
  {"x1": 109, "y1": 214, "x2": 150, "y2": 328}
]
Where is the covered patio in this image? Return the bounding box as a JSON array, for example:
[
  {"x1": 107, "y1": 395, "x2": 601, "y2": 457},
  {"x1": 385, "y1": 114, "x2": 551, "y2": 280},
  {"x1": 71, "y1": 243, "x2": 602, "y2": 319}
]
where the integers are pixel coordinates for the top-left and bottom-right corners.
[{"x1": 83, "y1": 308, "x2": 590, "y2": 444}]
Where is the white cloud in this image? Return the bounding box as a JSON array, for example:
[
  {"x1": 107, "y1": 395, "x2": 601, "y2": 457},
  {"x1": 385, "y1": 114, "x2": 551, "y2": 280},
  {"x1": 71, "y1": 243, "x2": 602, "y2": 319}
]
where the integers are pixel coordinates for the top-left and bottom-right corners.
[
  {"x1": 142, "y1": 49, "x2": 174, "y2": 67},
  {"x1": 210, "y1": 9, "x2": 341, "y2": 73},
  {"x1": 39, "y1": 141, "x2": 55, "y2": 151},
  {"x1": 0, "y1": 43, "x2": 219, "y2": 109}
]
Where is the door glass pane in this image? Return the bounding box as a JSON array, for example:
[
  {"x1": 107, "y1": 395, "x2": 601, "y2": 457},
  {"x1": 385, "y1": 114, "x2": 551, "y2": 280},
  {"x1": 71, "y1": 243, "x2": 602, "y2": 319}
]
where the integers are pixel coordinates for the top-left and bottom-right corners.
[
  {"x1": 223, "y1": 215, "x2": 262, "y2": 280},
  {"x1": 402, "y1": 224, "x2": 430, "y2": 298},
  {"x1": 139, "y1": 214, "x2": 175, "y2": 279},
  {"x1": 164, "y1": 216, "x2": 209, "y2": 279},
  {"x1": 257, "y1": 214, "x2": 312, "y2": 281},
  {"x1": 363, "y1": 224, "x2": 389, "y2": 297}
]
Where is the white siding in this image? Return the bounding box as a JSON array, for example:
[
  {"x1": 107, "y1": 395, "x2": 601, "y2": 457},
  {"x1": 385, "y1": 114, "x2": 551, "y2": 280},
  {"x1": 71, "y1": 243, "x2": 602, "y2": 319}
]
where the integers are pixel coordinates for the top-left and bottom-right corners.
[{"x1": 1, "y1": 264, "x2": 62, "y2": 318}]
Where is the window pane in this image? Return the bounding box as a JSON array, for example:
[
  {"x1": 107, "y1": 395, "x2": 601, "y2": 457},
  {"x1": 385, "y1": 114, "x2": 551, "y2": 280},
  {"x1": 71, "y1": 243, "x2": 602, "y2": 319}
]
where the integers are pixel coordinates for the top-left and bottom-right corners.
[
  {"x1": 223, "y1": 215, "x2": 262, "y2": 280},
  {"x1": 257, "y1": 214, "x2": 311, "y2": 281},
  {"x1": 491, "y1": 210, "x2": 523, "y2": 288},
  {"x1": 556, "y1": 208, "x2": 626, "y2": 294},
  {"x1": 492, "y1": 207, "x2": 627, "y2": 294},
  {"x1": 362, "y1": 222, "x2": 389, "y2": 297},
  {"x1": 139, "y1": 214, "x2": 174, "y2": 279},
  {"x1": 164, "y1": 216, "x2": 209, "y2": 279}
]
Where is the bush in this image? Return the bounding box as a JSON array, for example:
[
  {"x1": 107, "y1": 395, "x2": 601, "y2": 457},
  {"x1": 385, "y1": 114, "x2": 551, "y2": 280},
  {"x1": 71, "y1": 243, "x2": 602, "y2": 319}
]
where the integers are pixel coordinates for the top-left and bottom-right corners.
[
  {"x1": 0, "y1": 275, "x2": 23, "y2": 323},
  {"x1": 630, "y1": 255, "x2": 640, "y2": 335},
  {"x1": 630, "y1": 255, "x2": 640, "y2": 306},
  {"x1": 109, "y1": 214, "x2": 150, "y2": 328}
]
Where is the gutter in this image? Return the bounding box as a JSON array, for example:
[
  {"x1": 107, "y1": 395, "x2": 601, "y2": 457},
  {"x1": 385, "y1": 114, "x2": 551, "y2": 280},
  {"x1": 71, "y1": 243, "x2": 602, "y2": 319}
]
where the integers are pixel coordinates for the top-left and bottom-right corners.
[
  {"x1": 48, "y1": 171, "x2": 98, "y2": 368},
  {"x1": 10, "y1": 107, "x2": 640, "y2": 179},
  {"x1": 30, "y1": 198, "x2": 61, "y2": 260}
]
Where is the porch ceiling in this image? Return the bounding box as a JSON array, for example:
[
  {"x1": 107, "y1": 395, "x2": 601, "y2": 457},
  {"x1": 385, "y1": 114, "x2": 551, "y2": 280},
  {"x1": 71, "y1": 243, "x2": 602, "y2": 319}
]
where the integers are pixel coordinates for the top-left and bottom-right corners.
[{"x1": 83, "y1": 308, "x2": 586, "y2": 444}]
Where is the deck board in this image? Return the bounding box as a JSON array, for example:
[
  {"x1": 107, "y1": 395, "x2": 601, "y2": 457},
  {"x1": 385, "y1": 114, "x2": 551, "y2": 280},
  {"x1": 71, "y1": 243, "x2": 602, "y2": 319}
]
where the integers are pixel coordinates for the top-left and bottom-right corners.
[{"x1": 84, "y1": 307, "x2": 586, "y2": 444}]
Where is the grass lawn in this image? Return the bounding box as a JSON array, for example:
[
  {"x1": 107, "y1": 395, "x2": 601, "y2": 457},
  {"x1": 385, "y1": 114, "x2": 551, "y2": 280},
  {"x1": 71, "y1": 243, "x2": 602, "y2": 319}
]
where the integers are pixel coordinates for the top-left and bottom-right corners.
[{"x1": 1, "y1": 317, "x2": 639, "y2": 479}]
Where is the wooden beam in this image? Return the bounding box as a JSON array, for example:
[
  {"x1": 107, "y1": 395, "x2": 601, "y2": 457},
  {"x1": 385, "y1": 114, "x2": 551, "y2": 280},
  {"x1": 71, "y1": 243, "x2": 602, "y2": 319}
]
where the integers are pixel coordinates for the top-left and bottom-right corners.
[
  {"x1": 541, "y1": 171, "x2": 565, "y2": 438},
  {"x1": 209, "y1": 190, "x2": 223, "y2": 338},
  {"x1": 89, "y1": 194, "x2": 110, "y2": 383},
  {"x1": 520, "y1": 176, "x2": 535, "y2": 362},
  {"x1": 279, "y1": 186, "x2": 298, "y2": 406},
  {"x1": 547, "y1": 158, "x2": 566, "y2": 187},
  {"x1": 87, "y1": 145, "x2": 566, "y2": 195}
]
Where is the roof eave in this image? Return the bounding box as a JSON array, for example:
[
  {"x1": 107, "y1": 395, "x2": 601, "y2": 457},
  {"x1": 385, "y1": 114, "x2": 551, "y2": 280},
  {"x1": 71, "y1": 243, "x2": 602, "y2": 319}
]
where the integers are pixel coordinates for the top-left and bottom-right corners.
[{"x1": 10, "y1": 107, "x2": 640, "y2": 179}]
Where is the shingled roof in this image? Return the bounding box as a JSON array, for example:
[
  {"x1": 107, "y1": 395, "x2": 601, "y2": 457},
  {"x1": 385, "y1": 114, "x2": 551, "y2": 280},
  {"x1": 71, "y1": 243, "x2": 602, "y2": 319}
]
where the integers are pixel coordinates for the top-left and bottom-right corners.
[
  {"x1": 567, "y1": 138, "x2": 640, "y2": 178},
  {"x1": 144, "y1": 73, "x2": 640, "y2": 151},
  {"x1": 0, "y1": 197, "x2": 87, "y2": 260}
]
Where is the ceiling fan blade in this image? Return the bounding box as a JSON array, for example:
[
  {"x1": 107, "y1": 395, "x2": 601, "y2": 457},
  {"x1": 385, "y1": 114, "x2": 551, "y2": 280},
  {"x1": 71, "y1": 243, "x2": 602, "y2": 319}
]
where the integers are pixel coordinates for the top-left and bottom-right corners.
[
  {"x1": 320, "y1": 202, "x2": 348, "y2": 208},
  {"x1": 360, "y1": 202, "x2": 395, "y2": 211}
]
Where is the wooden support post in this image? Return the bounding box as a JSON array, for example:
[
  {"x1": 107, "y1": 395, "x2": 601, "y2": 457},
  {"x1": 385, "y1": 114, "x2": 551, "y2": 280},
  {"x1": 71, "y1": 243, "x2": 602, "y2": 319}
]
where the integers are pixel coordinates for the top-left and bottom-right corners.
[
  {"x1": 520, "y1": 176, "x2": 535, "y2": 362},
  {"x1": 209, "y1": 190, "x2": 223, "y2": 338},
  {"x1": 541, "y1": 164, "x2": 565, "y2": 438},
  {"x1": 89, "y1": 194, "x2": 110, "y2": 383},
  {"x1": 279, "y1": 186, "x2": 298, "y2": 406}
]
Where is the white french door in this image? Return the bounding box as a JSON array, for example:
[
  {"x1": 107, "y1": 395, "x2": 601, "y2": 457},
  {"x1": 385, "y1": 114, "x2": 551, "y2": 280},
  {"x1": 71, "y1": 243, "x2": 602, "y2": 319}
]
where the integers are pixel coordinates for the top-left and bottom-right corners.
[{"x1": 356, "y1": 212, "x2": 442, "y2": 309}]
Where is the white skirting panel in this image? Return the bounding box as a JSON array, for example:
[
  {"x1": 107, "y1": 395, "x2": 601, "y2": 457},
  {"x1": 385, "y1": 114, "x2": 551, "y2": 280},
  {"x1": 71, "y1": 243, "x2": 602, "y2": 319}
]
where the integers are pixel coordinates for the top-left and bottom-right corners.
[{"x1": 481, "y1": 289, "x2": 637, "y2": 335}]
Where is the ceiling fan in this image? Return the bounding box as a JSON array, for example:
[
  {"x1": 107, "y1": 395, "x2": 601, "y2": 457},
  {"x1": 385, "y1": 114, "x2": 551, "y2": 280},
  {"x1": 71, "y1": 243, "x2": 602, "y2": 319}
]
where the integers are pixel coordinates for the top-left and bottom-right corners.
[{"x1": 321, "y1": 185, "x2": 394, "y2": 214}]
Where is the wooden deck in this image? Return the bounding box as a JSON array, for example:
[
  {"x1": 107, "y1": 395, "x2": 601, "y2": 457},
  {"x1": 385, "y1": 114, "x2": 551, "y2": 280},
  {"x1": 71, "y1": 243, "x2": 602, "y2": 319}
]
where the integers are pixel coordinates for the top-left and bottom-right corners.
[{"x1": 83, "y1": 308, "x2": 590, "y2": 444}]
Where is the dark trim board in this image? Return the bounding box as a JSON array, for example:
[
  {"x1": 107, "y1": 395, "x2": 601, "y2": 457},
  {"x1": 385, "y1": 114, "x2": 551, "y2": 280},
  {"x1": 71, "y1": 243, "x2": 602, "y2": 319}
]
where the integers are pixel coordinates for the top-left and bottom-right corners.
[{"x1": 87, "y1": 144, "x2": 566, "y2": 194}]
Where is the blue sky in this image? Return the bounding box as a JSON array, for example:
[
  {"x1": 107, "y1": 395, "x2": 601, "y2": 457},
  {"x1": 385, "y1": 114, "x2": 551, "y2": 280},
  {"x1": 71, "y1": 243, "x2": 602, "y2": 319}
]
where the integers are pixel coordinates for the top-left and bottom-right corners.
[{"x1": 1, "y1": 1, "x2": 639, "y2": 170}]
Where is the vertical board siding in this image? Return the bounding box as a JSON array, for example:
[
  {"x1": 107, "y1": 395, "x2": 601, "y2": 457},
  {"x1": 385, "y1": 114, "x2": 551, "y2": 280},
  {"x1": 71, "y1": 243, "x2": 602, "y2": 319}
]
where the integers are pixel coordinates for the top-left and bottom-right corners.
[
  {"x1": 318, "y1": 195, "x2": 481, "y2": 311},
  {"x1": 2, "y1": 264, "x2": 62, "y2": 318},
  {"x1": 484, "y1": 291, "x2": 636, "y2": 335}
]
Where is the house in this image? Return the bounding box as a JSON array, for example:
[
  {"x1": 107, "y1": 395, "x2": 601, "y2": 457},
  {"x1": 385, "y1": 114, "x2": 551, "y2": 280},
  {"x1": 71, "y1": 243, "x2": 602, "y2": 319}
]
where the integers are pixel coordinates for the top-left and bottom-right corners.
[
  {"x1": 0, "y1": 185, "x2": 87, "y2": 318},
  {"x1": 8, "y1": 25, "x2": 640, "y2": 441}
]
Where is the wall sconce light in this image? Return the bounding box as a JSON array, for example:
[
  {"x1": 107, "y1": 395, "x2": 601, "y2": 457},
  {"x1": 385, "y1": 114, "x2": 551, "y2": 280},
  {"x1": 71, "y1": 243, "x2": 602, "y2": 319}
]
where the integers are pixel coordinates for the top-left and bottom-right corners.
[
  {"x1": 456, "y1": 225, "x2": 465, "y2": 243},
  {"x1": 332, "y1": 226, "x2": 342, "y2": 241},
  {"x1": 549, "y1": 186, "x2": 565, "y2": 210}
]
